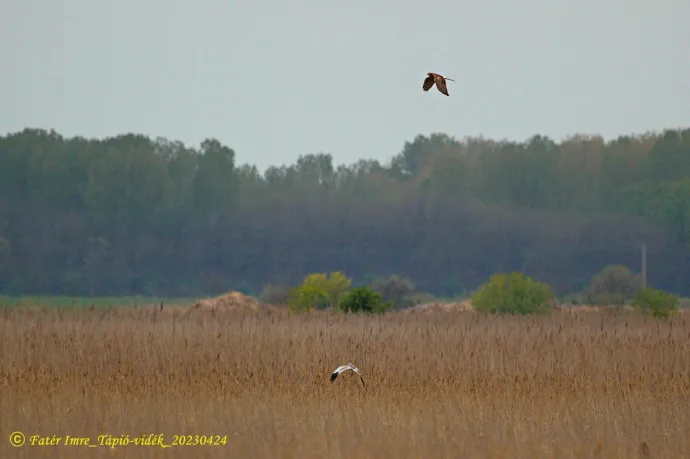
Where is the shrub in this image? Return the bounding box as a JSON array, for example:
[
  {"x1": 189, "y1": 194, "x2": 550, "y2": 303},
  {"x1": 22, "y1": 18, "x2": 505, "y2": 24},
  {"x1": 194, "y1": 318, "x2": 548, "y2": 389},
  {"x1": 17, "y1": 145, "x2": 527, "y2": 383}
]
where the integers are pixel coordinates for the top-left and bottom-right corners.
[
  {"x1": 584, "y1": 265, "x2": 643, "y2": 306},
  {"x1": 631, "y1": 287, "x2": 679, "y2": 318},
  {"x1": 302, "y1": 271, "x2": 352, "y2": 308},
  {"x1": 339, "y1": 287, "x2": 393, "y2": 314},
  {"x1": 287, "y1": 271, "x2": 352, "y2": 311},
  {"x1": 370, "y1": 275, "x2": 416, "y2": 308},
  {"x1": 471, "y1": 272, "x2": 555, "y2": 315},
  {"x1": 287, "y1": 284, "x2": 328, "y2": 312}
]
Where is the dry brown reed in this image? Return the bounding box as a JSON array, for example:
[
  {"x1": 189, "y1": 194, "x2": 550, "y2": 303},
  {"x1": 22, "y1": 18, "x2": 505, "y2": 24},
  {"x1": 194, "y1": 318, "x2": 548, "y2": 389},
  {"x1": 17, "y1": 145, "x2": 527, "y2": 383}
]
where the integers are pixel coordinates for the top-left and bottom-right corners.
[{"x1": 1, "y1": 306, "x2": 689, "y2": 458}]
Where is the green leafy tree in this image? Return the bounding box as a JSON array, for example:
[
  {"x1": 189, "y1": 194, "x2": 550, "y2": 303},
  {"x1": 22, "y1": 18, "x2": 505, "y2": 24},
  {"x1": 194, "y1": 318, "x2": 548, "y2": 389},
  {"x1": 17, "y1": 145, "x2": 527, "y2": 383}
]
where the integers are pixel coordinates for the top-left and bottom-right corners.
[
  {"x1": 287, "y1": 284, "x2": 327, "y2": 312},
  {"x1": 471, "y1": 272, "x2": 555, "y2": 315},
  {"x1": 287, "y1": 271, "x2": 352, "y2": 311},
  {"x1": 301, "y1": 271, "x2": 352, "y2": 308},
  {"x1": 193, "y1": 138, "x2": 236, "y2": 214},
  {"x1": 4, "y1": 127, "x2": 690, "y2": 299},
  {"x1": 339, "y1": 287, "x2": 392, "y2": 314},
  {"x1": 631, "y1": 288, "x2": 679, "y2": 318},
  {"x1": 622, "y1": 178, "x2": 690, "y2": 244}
]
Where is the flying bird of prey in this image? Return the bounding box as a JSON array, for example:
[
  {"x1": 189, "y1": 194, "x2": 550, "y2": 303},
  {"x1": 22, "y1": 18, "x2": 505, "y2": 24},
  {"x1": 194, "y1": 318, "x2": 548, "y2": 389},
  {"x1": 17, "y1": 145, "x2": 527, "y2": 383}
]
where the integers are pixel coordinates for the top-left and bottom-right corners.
[
  {"x1": 330, "y1": 363, "x2": 366, "y2": 390},
  {"x1": 422, "y1": 72, "x2": 455, "y2": 96}
]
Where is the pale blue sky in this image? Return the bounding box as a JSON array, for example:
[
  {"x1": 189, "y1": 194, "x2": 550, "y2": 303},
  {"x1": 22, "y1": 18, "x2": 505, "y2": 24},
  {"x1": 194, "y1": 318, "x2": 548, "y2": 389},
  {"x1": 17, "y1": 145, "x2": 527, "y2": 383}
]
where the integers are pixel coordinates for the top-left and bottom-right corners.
[{"x1": 2, "y1": 0, "x2": 689, "y2": 172}]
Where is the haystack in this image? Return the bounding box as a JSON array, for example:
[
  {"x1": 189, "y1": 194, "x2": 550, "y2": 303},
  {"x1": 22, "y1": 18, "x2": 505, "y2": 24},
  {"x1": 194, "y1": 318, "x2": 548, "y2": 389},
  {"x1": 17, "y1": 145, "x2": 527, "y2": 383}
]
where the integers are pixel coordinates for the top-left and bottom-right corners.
[
  {"x1": 189, "y1": 290, "x2": 264, "y2": 314},
  {"x1": 402, "y1": 300, "x2": 476, "y2": 314},
  {"x1": 556, "y1": 304, "x2": 601, "y2": 314}
]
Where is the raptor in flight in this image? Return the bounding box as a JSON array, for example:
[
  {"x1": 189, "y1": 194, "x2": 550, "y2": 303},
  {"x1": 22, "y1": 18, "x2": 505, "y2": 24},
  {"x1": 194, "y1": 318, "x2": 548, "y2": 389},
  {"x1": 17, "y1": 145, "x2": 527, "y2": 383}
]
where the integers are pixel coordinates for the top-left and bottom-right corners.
[{"x1": 422, "y1": 72, "x2": 455, "y2": 96}]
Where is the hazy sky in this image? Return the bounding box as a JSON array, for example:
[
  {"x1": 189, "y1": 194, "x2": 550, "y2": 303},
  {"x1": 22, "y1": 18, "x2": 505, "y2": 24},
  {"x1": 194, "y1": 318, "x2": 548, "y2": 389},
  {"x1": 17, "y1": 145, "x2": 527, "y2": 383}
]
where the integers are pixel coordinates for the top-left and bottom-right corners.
[{"x1": 2, "y1": 0, "x2": 689, "y2": 172}]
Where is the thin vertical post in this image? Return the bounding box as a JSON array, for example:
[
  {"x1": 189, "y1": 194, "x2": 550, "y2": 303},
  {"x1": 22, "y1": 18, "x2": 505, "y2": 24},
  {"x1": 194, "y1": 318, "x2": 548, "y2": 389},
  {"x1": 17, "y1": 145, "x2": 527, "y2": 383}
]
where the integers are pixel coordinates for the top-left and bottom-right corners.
[{"x1": 641, "y1": 243, "x2": 647, "y2": 290}]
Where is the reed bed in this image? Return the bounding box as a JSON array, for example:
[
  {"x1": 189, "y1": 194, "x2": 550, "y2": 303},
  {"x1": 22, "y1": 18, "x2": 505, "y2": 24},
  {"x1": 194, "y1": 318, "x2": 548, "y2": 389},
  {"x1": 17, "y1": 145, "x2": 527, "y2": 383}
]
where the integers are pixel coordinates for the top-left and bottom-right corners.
[{"x1": 1, "y1": 306, "x2": 689, "y2": 458}]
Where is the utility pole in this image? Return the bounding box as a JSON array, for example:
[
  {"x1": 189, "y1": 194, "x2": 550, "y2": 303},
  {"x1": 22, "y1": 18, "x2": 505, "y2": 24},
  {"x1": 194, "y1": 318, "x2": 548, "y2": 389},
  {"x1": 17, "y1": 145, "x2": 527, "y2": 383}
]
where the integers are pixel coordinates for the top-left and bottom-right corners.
[{"x1": 641, "y1": 243, "x2": 647, "y2": 290}]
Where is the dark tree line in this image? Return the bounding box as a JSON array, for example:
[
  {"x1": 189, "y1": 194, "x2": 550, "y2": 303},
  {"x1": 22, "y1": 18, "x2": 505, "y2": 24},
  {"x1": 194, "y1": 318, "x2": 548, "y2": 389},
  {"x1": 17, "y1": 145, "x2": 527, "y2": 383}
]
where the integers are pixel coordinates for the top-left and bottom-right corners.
[{"x1": 1, "y1": 127, "x2": 690, "y2": 298}]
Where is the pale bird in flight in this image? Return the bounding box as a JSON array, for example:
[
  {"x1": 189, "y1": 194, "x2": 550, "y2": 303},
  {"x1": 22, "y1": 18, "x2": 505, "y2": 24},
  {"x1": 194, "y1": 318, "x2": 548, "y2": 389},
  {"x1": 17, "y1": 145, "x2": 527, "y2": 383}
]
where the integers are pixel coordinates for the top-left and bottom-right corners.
[
  {"x1": 330, "y1": 363, "x2": 366, "y2": 390},
  {"x1": 422, "y1": 72, "x2": 455, "y2": 96}
]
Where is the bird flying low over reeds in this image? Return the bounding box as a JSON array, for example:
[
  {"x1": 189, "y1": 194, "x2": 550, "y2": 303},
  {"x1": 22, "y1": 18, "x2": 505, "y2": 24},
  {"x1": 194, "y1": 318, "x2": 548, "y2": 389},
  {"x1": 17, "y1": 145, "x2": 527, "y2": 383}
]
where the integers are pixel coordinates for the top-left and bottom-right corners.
[{"x1": 330, "y1": 363, "x2": 366, "y2": 390}]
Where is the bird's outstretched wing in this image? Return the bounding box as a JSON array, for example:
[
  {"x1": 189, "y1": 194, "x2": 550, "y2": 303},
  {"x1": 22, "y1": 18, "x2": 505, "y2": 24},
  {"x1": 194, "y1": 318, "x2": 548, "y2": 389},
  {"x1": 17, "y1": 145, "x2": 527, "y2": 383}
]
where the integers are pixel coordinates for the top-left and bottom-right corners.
[
  {"x1": 350, "y1": 366, "x2": 367, "y2": 390},
  {"x1": 435, "y1": 76, "x2": 449, "y2": 96},
  {"x1": 422, "y1": 74, "x2": 435, "y2": 92},
  {"x1": 357, "y1": 374, "x2": 367, "y2": 390},
  {"x1": 330, "y1": 371, "x2": 339, "y2": 382}
]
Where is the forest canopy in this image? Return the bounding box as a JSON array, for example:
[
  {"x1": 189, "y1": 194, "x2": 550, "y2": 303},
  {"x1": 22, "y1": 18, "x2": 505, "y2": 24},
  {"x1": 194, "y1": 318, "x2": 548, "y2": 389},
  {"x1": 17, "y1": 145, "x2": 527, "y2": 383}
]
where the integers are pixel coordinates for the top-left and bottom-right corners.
[{"x1": 1, "y1": 127, "x2": 689, "y2": 298}]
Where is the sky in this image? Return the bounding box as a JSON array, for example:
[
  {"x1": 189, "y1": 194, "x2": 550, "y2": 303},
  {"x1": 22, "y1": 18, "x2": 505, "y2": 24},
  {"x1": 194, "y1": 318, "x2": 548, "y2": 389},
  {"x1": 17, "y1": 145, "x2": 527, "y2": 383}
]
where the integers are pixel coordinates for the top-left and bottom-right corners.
[{"x1": 1, "y1": 0, "x2": 689, "y2": 173}]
